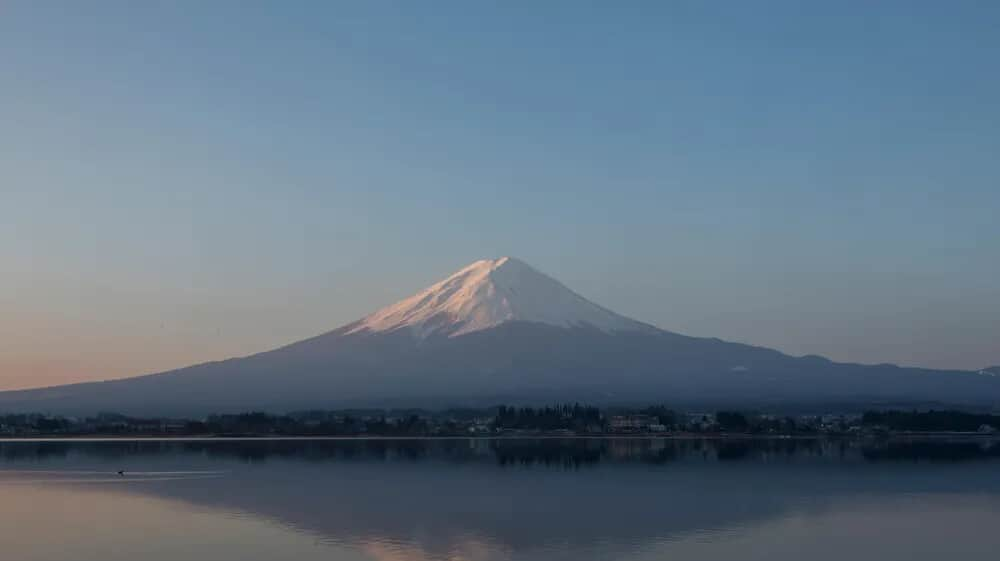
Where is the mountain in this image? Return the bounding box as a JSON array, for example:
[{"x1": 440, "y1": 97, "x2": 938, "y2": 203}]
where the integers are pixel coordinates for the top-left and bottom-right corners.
[{"x1": 1, "y1": 257, "x2": 998, "y2": 415}]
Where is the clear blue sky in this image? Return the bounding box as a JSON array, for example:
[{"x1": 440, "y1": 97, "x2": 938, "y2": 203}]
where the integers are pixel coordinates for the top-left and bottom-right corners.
[{"x1": 2, "y1": 1, "x2": 998, "y2": 389}]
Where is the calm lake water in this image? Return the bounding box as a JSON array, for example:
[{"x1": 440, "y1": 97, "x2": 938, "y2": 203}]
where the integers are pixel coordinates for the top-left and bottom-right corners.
[{"x1": 3, "y1": 437, "x2": 1000, "y2": 561}]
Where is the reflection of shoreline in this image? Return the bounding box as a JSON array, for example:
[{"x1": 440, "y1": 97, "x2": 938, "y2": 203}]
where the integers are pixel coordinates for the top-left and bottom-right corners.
[
  {"x1": 3, "y1": 437, "x2": 1000, "y2": 465},
  {"x1": 4, "y1": 433, "x2": 1000, "y2": 442}
]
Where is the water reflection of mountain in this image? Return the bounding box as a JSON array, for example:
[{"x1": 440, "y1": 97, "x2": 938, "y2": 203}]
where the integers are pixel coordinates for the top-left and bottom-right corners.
[{"x1": 3, "y1": 438, "x2": 1000, "y2": 560}]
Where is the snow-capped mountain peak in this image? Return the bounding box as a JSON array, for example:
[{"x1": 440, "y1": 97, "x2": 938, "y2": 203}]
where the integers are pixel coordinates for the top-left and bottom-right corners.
[{"x1": 348, "y1": 257, "x2": 654, "y2": 339}]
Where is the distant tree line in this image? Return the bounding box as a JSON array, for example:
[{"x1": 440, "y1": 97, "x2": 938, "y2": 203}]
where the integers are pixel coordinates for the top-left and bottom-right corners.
[
  {"x1": 0, "y1": 414, "x2": 73, "y2": 433},
  {"x1": 862, "y1": 410, "x2": 1000, "y2": 432},
  {"x1": 11, "y1": 406, "x2": 1000, "y2": 437},
  {"x1": 191, "y1": 412, "x2": 436, "y2": 436},
  {"x1": 494, "y1": 404, "x2": 603, "y2": 431},
  {"x1": 711, "y1": 411, "x2": 811, "y2": 434}
]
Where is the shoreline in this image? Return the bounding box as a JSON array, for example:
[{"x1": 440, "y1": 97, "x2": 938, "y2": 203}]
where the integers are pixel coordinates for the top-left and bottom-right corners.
[{"x1": 2, "y1": 432, "x2": 999, "y2": 443}]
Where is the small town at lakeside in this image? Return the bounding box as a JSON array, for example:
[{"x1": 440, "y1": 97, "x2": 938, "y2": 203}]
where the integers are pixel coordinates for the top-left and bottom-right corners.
[{"x1": 2, "y1": 405, "x2": 999, "y2": 438}]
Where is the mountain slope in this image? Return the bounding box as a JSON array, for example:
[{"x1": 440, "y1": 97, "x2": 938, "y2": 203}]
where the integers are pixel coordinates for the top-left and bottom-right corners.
[{"x1": 1, "y1": 258, "x2": 997, "y2": 415}]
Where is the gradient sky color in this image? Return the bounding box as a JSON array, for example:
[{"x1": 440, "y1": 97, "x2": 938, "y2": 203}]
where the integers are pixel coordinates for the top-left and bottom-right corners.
[{"x1": 3, "y1": 1, "x2": 999, "y2": 390}]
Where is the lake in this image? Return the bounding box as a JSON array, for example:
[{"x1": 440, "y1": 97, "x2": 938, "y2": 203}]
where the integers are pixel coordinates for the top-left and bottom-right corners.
[{"x1": 2, "y1": 437, "x2": 1000, "y2": 561}]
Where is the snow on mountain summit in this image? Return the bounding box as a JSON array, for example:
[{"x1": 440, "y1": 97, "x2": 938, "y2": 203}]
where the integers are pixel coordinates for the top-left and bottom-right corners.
[{"x1": 348, "y1": 257, "x2": 655, "y2": 339}]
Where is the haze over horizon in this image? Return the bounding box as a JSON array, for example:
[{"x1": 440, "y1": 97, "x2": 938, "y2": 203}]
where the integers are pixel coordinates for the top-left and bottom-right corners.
[{"x1": 3, "y1": 1, "x2": 999, "y2": 391}]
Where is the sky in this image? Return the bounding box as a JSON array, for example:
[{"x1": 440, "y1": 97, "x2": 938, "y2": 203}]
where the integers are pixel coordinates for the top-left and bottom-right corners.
[{"x1": 2, "y1": 1, "x2": 998, "y2": 390}]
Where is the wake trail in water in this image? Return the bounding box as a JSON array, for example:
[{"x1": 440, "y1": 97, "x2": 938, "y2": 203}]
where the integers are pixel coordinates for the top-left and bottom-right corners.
[{"x1": 0, "y1": 469, "x2": 228, "y2": 484}]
